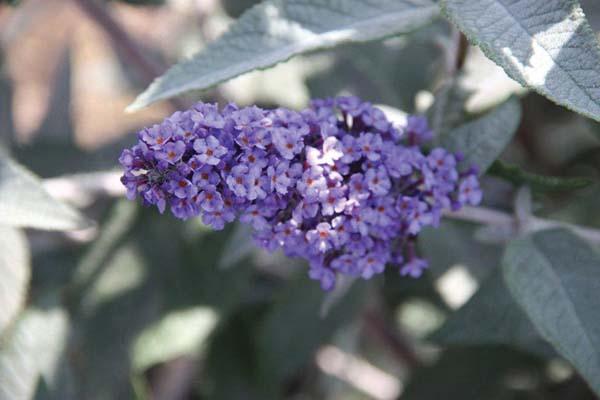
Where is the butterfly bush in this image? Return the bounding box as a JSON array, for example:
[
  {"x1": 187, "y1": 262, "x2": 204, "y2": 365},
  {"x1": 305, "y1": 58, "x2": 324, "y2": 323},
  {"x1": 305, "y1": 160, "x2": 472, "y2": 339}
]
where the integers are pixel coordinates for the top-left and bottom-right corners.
[{"x1": 119, "y1": 97, "x2": 482, "y2": 290}]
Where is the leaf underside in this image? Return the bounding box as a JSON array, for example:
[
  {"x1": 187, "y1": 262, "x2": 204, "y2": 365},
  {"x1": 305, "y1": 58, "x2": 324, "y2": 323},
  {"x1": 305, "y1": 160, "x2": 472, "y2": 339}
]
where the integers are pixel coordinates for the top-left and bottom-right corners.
[
  {"x1": 0, "y1": 156, "x2": 90, "y2": 230},
  {"x1": 127, "y1": 0, "x2": 439, "y2": 111},
  {"x1": 442, "y1": 0, "x2": 600, "y2": 121},
  {"x1": 503, "y1": 228, "x2": 600, "y2": 395},
  {"x1": 441, "y1": 97, "x2": 522, "y2": 173}
]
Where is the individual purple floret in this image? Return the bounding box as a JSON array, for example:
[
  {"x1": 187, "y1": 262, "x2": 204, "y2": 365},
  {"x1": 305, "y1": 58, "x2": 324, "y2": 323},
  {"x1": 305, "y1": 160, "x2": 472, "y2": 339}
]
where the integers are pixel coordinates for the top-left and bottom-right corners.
[{"x1": 119, "y1": 97, "x2": 482, "y2": 290}]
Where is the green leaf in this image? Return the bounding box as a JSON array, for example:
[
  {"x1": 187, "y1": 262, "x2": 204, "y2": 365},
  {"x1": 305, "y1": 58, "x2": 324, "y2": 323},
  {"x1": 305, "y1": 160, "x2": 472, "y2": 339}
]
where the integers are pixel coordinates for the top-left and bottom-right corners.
[
  {"x1": 202, "y1": 304, "x2": 273, "y2": 400},
  {"x1": 69, "y1": 200, "x2": 138, "y2": 299},
  {"x1": 419, "y1": 220, "x2": 503, "y2": 281},
  {"x1": 0, "y1": 155, "x2": 91, "y2": 230},
  {"x1": 69, "y1": 203, "x2": 253, "y2": 399},
  {"x1": 256, "y1": 273, "x2": 366, "y2": 385},
  {"x1": 441, "y1": 0, "x2": 600, "y2": 121},
  {"x1": 431, "y1": 268, "x2": 554, "y2": 358},
  {"x1": 489, "y1": 160, "x2": 593, "y2": 192},
  {"x1": 440, "y1": 97, "x2": 521, "y2": 173},
  {"x1": 403, "y1": 346, "x2": 544, "y2": 400},
  {"x1": 165, "y1": 223, "x2": 253, "y2": 313},
  {"x1": 127, "y1": 0, "x2": 439, "y2": 111},
  {"x1": 0, "y1": 227, "x2": 29, "y2": 338},
  {"x1": 131, "y1": 307, "x2": 218, "y2": 371},
  {"x1": 67, "y1": 202, "x2": 156, "y2": 399},
  {"x1": 0, "y1": 297, "x2": 71, "y2": 400},
  {"x1": 502, "y1": 228, "x2": 600, "y2": 395}
]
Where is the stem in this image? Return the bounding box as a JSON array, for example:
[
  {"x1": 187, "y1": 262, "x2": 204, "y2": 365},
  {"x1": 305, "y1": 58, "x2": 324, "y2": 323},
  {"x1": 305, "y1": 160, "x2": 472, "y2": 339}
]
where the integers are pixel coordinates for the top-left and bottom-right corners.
[
  {"x1": 71, "y1": 0, "x2": 188, "y2": 110},
  {"x1": 444, "y1": 206, "x2": 600, "y2": 245}
]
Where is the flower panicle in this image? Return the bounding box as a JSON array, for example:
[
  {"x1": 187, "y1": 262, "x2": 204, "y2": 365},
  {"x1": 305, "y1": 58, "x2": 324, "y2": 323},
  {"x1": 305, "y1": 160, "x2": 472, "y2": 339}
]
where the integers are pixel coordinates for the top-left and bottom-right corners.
[{"x1": 119, "y1": 97, "x2": 482, "y2": 290}]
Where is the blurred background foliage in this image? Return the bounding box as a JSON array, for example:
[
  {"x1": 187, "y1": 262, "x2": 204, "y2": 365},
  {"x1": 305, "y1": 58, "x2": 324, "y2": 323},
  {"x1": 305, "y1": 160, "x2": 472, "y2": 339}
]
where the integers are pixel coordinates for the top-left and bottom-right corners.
[{"x1": 1, "y1": 0, "x2": 600, "y2": 399}]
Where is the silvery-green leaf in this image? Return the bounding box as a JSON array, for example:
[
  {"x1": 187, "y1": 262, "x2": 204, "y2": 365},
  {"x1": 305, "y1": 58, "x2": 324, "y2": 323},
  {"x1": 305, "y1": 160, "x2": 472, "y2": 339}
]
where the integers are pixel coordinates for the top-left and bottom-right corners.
[
  {"x1": 0, "y1": 227, "x2": 29, "y2": 338},
  {"x1": 440, "y1": 97, "x2": 521, "y2": 173},
  {"x1": 0, "y1": 300, "x2": 70, "y2": 400},
  {"x1": 0, "y1": 156, "x2": 91, "y2": 230},
  {"x1": 127, "y1": 0, "x2": 439, "y2": 111},
  {"x1": 431, "y1": 269, "x2": 554, "y2": 358},
  {"x1": 503, "y1": 228, "x2": 600, "y2": 395},
  {"x1": 442, "y1": 0, "x2": 600, "y2": 121}
]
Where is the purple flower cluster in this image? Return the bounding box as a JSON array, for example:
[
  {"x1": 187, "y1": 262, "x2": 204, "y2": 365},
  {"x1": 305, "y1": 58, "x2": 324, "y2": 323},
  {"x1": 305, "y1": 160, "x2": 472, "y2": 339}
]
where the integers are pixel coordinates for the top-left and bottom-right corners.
[{"x1": 120, "y1": 97, "x2": 482, "y2": 290}]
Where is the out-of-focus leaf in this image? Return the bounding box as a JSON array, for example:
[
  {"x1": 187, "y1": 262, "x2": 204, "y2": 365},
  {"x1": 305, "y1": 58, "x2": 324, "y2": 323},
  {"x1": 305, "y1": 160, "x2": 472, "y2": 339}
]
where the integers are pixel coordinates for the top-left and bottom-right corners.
[
  {"x1": 489, "y1": 160, "x2": 593, "y2": 192},
  {"x1": 431, "y1": 268, "x2": 554, "y2": 358},
  {"x1": 427, "y1": 78, "x2": 471, "y2": 137},
  {"x1": 440, "y1": 97, "x2": 521, "y2": 173},
  {"x1": 307, "y1": 21, "x2": 449, "y2": 112},
  {"x1": 403, "y1": 346, "x2": 544, "y2": 400},
  {"x1": 165, "y1": 223, "x2": 253, "y2": 313},
  {"x1": 69, "y1": 202, "x2": 156, "y2": 400},
  {"x1": 319, "y1": 275, "x2": 356, "y2": 318},
  {"x1": 132, "y1": 307, "x2": 218, "y2": 372},
  {"x1": 0, "y1": 297, "x2": 72, "y2": 400},
  {"x1": 202, "y1": 304, "x2": 272, "y2": 400},
  {"x1": 0, "y1": 155, "x2": 91, "y2": 230},
  {"x1": 442, "y1": 0, "x2": 600, "y2": 121},
  {"x1": 69, "y1": 200, "x2": 138, "y2": 298},
  {"x1": 419, "y1": 220, "x2": 503, "y2": 281},
  {"x1": 256, "y1": 274, "x2": 366, "y2": 386},
  {"x1": 0, "y1": 69, "x2": 15, "y2": 147},
  {"x1": 383, "y1": 268, "x2": 449, "y2": 312},
  {"x1": 127, "y1": 0, "x2": 439, "y2": 111},
  {"x1": 13, "y1": 135, "x2": 136, "y2": 178},
  {"x1": 217, "y1": 223, "x2": 255, "y2": 269},
  {"x1": 0, "y1": 227, "x2": 29, "y2": 338},
  {"x1": 112, "y1": 0, "x2": 165, "y2": 5},
  {"x1": 503, "y1": 228, "x2": 600, "y2": 395},
  {"x1": 70, "y1": 202, "x2": 254, "y2": 399},
  {"x1": 30, "y1": 246, "x2": 85, "y2": 295}
]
